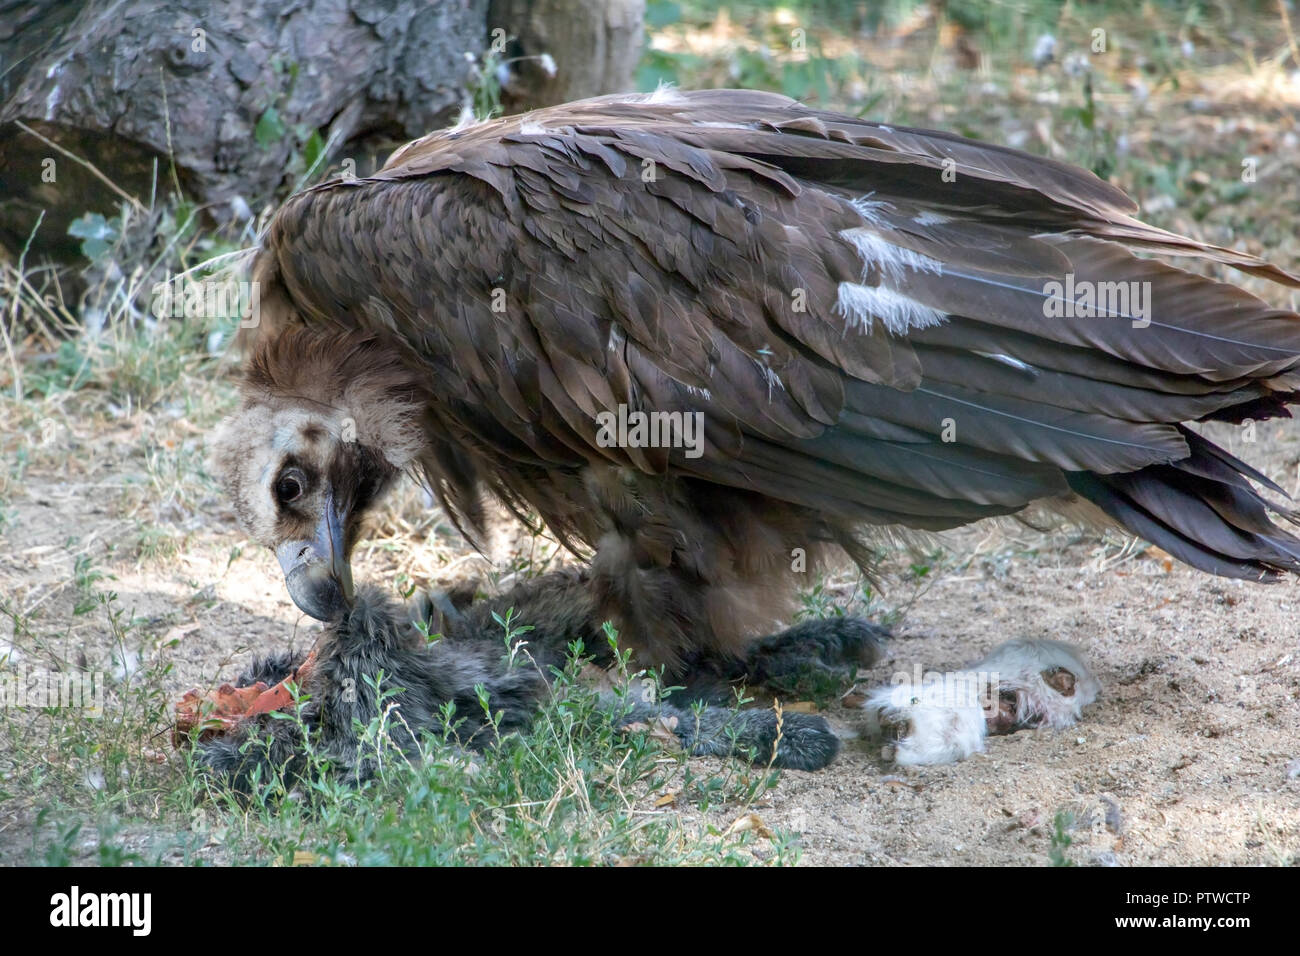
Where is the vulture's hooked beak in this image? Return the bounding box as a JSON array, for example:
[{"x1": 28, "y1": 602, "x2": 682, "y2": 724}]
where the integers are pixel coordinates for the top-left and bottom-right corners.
[{"x1": 274, "y1": 491, "x2": 355, "y2": 621}]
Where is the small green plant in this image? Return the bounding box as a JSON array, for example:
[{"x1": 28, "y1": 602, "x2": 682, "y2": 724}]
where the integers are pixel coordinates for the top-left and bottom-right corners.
[
  {"x1": 1049, "y1": 811, "x2": 1077, "y2": 866},
  {"x1": 253, "y1": 58, "x2": 329, "y2": 186},
  {"x1": 67, "y1": 211, "x2": 125, "y2": 261},
  {"x1": 134, "y1": 524, "x2": 182, "y2": 563},
  {"x1": 796, "y1": 577, "x2": 847, "y2": 620},
  {"x1": 72, "y1": 552, "x2": 105, "y2": 615}
]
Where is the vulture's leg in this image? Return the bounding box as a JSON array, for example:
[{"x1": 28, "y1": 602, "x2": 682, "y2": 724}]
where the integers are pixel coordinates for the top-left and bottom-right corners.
[
  {"x1": 860, "y1": 638, "x2": 1100, "y2": 766},
  {"x1": 409, "y1": 572, "x2": 885, "y2": 703},
  {"x1": 738, "y1": 616, "x2": 886, "y2": 698},
  {"x1": 597, "y1": 617, "x2": 880, "y2": 771},
  {"x1": 411, "y1": 617, "x2": 838, "y2": 770}
]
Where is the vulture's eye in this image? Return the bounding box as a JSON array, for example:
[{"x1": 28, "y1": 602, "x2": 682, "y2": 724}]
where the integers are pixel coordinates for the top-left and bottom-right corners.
[{"x1": 274, "y1": 469, "x2": 307, "y2": 505}]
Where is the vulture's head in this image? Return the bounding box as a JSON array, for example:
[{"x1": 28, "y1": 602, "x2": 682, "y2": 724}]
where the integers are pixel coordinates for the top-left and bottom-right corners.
[{"x1": 210, "y1": 327, "x2": 423, "y2": 620}]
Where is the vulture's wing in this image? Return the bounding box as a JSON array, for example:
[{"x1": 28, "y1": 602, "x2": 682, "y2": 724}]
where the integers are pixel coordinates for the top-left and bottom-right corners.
[{"x1": 251, "y1": 88, "x2": 1300, "y2": 580}]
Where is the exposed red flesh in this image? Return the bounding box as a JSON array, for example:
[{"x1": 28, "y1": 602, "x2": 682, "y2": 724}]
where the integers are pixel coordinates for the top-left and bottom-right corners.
[{"x1": 172, "y1": 648, "x2": 318, "y2": 747}]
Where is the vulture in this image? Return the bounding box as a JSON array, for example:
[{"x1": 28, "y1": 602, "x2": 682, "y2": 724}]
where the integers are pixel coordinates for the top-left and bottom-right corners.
[{"x1": 214, "y1": 88, "x2": 1300, "y2": 681}]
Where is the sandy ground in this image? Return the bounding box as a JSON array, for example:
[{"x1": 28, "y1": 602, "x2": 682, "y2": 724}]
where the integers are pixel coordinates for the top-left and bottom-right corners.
[
  {"x1": 757, "y1": 537, "x2": 1300, "y2": 866},
  {"x1": 2, "y1": 413, "x2": 1297, "y2": 867}
]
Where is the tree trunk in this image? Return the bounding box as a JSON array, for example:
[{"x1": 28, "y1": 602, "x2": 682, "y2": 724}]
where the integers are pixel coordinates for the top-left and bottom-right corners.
[
  {"x1": 0, "y1": 0, "x2": 646, "y2": 264},
  {"x1": 0, "y1": 0, "x2": 488, "y2": 261},
  {"x1": 488, "y1": 0, "x2": 644, "y2": 112}
]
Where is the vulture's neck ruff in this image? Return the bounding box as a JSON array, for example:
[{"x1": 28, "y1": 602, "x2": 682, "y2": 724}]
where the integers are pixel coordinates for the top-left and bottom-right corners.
[{"x1": 220, "y1": 88, "x2": 1300, "y2": 669}]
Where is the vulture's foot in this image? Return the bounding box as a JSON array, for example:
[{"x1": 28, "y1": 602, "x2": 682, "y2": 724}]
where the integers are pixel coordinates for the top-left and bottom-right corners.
[
  {"x1": 861, "y1": 638, "x2": 1100, "y2": 766},
  {"x1": 751, "y1": 615, "x2": 887, "y2": 670},
  {"x1": 617, "y1": 616, "x2": 881, "y2": 770},
  {"x1": 742, "y1": 616, "x2": 888, "y2": 704}
]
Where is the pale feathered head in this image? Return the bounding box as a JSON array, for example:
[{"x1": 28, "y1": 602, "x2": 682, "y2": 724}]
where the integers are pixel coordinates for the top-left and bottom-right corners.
[{"x1": 210, "y1": 327, "x2": 424, "y2": 620}]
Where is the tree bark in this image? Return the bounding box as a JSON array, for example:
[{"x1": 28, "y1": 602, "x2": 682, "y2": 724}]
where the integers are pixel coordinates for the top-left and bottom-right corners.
[
  {"x1": 0, "y1": 0, "x2": 646, "y2": 264},
  {"x1": 0, "y1": 0, "x2": 487, "y2": 260},
  {"x1": 489, "y1": 0, "x2": 644, "y2": 113}
]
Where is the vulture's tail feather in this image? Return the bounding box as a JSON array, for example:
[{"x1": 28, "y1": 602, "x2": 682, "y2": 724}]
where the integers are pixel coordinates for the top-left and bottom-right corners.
[{"x1": 1066, "y1": 431, "x2": 1300, "y2": 580}]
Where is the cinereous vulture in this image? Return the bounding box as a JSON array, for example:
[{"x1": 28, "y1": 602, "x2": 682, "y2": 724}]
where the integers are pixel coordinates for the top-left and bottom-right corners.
[{"x1": 213, "y1": 88, "x2": 1300, "y2": 674}]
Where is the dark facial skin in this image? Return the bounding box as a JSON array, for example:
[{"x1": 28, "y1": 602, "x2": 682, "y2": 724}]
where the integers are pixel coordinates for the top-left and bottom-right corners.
[{"x1": 271, "y1": 440, "x2": 397, "y2": 621}]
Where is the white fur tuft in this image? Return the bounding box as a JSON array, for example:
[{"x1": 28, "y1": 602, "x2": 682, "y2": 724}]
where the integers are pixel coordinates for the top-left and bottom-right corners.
[
  {"x1": 860, "y1": 638, "x2": 1101, "y2": 767},
  {"x1": 861, "y1": 683, "x2": 988, "y2": 766}
]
